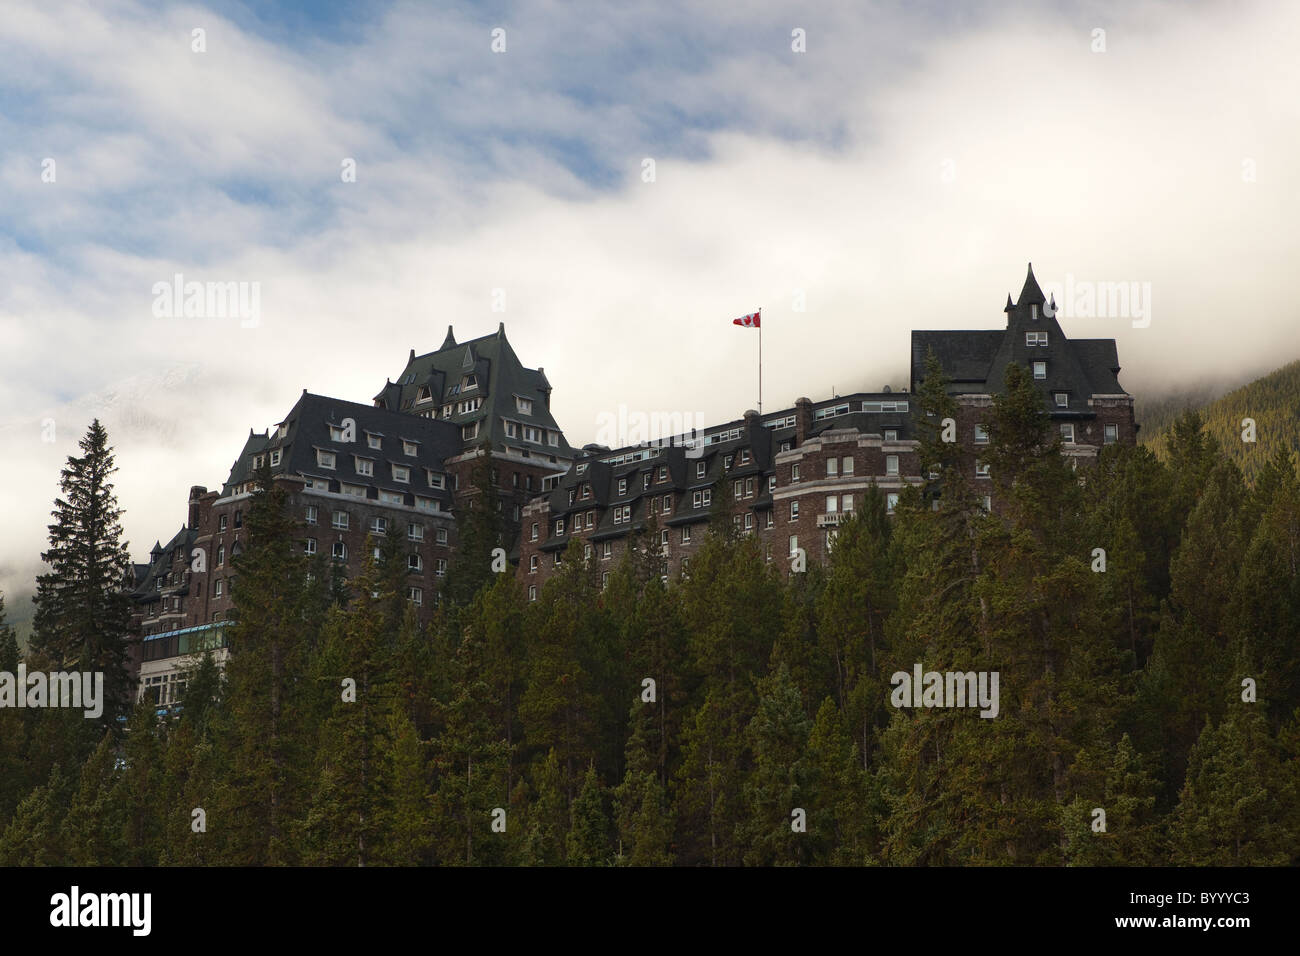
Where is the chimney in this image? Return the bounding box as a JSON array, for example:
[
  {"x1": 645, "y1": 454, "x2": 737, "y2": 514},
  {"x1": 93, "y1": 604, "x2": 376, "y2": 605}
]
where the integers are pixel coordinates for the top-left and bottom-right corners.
[
  {"x1": 188, "y1": 486, "x2": 207, "y2": 529},
  {"x1": 795, "y1": 397, "x2": 813, "y2": 445}
]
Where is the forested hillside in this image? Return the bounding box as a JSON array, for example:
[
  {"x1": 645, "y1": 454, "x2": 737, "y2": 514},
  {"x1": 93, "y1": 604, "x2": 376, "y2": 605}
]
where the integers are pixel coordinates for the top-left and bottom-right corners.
[
  {"x1": 1142, "y1": 359, "x2": 1300, "y2": 481},
  {"x1": 1, "y1": 369, "x2": 1296, "y2": 866}
]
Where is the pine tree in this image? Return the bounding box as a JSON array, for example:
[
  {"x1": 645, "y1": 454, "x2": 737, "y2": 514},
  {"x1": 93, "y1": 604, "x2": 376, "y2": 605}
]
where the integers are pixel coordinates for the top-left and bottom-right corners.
[
  {"x1": 738, "y1": 664, "x2": 812, "y2": 866},
  {"x1": 443, "y1": 444, "x2": 505, "y2": 607},
  {"x1": 566, "y1": 764, "x2": 612, "y2": 865},
  {"x1": 31, "y1": 419, "x2": 135, "y2": 734},
  {"x1": 218, "y1": 464, "x2": 315, "y2": 864}
]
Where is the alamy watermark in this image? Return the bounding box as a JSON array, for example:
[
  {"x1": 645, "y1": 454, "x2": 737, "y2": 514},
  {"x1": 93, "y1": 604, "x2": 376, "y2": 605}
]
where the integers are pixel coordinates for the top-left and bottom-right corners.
[
  {"x1": 0, "y1": 664, "x2": 104, "y2": 718},
  {"x1": 1040, "y1": 274, "x2": 1152, "y2": 328},
  {"x1": 890, "y1": 663, "x2": 1000, "y2": 718},
  {"x1": 152, "y1": 273, "x2": 261, "y2": 328},
  {"x1": 593, "y1": 404, "x2": 709, "y2": 458}
]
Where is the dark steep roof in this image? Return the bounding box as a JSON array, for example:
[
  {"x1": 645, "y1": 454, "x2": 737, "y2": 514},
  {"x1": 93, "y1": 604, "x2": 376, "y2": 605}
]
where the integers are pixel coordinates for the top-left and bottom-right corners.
[
  {"x1": 911, "y1": 263, "x2": 1129, "y2": 409},
  {"x1": 374, "y1": 323, "x2": 573, "y2": 461},
  {"x1": 220, "y1": 391, "x2": 461, "y2": 509}
]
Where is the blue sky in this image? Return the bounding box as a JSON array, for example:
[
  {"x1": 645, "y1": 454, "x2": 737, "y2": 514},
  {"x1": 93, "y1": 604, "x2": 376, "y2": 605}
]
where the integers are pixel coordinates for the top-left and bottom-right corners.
[{"x1": 1, "y1": 0, "x2": 1298, "y2": 601}]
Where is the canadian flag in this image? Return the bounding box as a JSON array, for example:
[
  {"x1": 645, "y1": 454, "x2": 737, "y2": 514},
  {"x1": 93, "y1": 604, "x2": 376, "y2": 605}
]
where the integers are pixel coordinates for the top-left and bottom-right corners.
[{"x1": 732, "y1": 310, "x2": 761, "y2": 328}]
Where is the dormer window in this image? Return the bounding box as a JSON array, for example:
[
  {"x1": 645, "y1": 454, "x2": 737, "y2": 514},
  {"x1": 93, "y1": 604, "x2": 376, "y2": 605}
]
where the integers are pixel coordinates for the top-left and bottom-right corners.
[
  {"x1": 1054, "y1": 392, "x2": 1068, "y2": 408},
  {"x1": 516, "y1": 396, "x2": 533, "y2": 415},
  {"x1": 884, "y1": 429, "x2": 897, "y2": 442},
  {"x1": 355, "y1": 457, "x2": 374, "y2": 476},
  {"x1": 317, "y1": 449, "x2": 337, "y2": 469},
  {"x1": 367, "y1": 433, "x2": 382, "y2": 450},
  {"x1": 329, "y1": 425, "x2": 348, "y2": 442},
  {"x1": 403, "y1": 440, "x2": 418, "y2": 456},
  {"x1": 393, "y1": 465, "x2": 411, "y2": 483},
  {"x1": 270, "y1": 450, "x2": 281, "y2": 467},
  {"x1": 1026, "y1": 331, "x2": 1048, "y2": 347},
  {"x1": 696, "y1": 461, "x2": 706, "y2": 478},
  {"x1": 462, "y1": 375, "x2": 478, "y2": 391},
  {"x1": 1033, "y1": 361, "x2": 1047, "y2": 380}
]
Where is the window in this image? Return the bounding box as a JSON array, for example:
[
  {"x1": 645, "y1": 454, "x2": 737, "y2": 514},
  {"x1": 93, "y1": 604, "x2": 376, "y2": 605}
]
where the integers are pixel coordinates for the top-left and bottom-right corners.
[
  {"x1": 409, "y1": 587, "x2": 423, "y2": 605},
  {"x1": 659, "y1": 529, "x2": 669, "y2": 548},
  {"x1": 696, "y1": 461, "x2": 706, "y2": 478},
  {"x1": 219, "y1": 515, "x2": 227, "y2": 532},
  {"x1": 693, "y1": 489, "x2": 712, "y2": 508},
  {"x1": 367, "y1": 434, "x2": 382, "y2": 449},
  {"x1": 217, "y1": 545, "x2": 225, "y2": 566},
  {"x1": 332, "y1": 541, "x2": 347, "y2": 560},
  {"x1": 408, "y1": 523, "x2": 423, "y2": 541},
  {"x1": 982, "y1": 495, "x2": 992, "y2": 512},
  {"x1": 739, "y1": 450, "x2": 750, "y2": 465},
  {"x1": 329, "y1": 510, "x2": 349, "y2": 530},
  {"x1": 317, "y1": 449, "x2": 336, "y2": 469},
  {"x1": 662, "y1": 494, "x2": 672, "y2": 513},
  {"x1": 435, "y1": 559, "x2": 447, "y2": 577},
  {"x1": 975, "y1": 424, "x2": 989, "y2": 444},
  {"x1": 603, "y1": 542, "x2": 612, "y2": 560},
  {"x1": 524, "y1": 425, "x2": 541, "y2": 443},
  {"x1": 1026, "y1": 331, "x2": 1048, "y2": 346},
  {"x1": 883, "y1": 430, "x2": 897, "y2": 442},
  {"x1": 886, "y1": 455, "x2": 899, "y2": 476},
  {"x1": 556, "y1": 518, "x2": 565, "y2": 535},
  {"x1": 530, "y1": 555, "x2": 539, "y2": 573},
  {"x1": 768, "y1": 475, "x2": 777, "y2": 493},
  {"x1": 744, "y1": 513, "x2": 753, "y2": 531},
  {"x1": 826, "y1": 495, "x2": 838, "y2": 514},
  {"x1": 843, "y1": 494, "x2": 854, "y2": 513},
  {"x1": 766, "y1": 512, "x2": 774, "y2": 529},
  {"x1": 658, "y1": 466, "x2": 668, "y2": 481},
  {"x1": 516, "y1": 396, "x2": 533, "y2": 415},
  {"x1": 416, "y1": 496, "x2": 439, "y2": 513},
  {"x1": 342, "y1": 483, "x2": 367, "y2": 498},
  {"x1": 462, "y1": 422, "x2": 479, "y2": 441},
  {"x1": 584, "y1": 544, "x2": 593, "y2": 560},
  {"x1": 601, "y1": 572, "x2": 610, "y2": 590},
  {"x1": 780, "y1": 441, "x2": 791, "y2": 452},
  {"x1": 355, "y1": 457, "x2": 374, "y2": 477},
  {"x1": 976, "y1": 463, "x2": 991, "y2": 478},
  {"x1": 214, "y1": 580, "x2": 223, "y2": 597},
  {"x1": 1104, "y1": 423, "x2": 1118, "y2": 444},
  {"x1": 462, "y1": 375, "x2": 477, "y2": 391},
  {"x1": 827, "y1": 458, "x2": 838, "y2": 477},
  {"x1": 1054, "y1": 393, "x2": 1068, "y2": 408},
  {"x1": 530, "y1": 522, "x2": 539, "y2": 541},
  {"x1": 790, "y1": 500, "x2": 800, "y2": 519},
  {"x1": 744, "y1": 477, "x2": 754, "y2": 498},
  {"x1": 682, "y1": 526, "x2": 692, "y2": 543},
  {"x1": 408, "y1": 554, "x2": 423, "y2": 571},
  {"x1": 791, "y1": 463, "x2": 801, "y2": 482},
  {"x1": 586, "y1": 511, "x2": 594, "y2": 528},
  {"x1": 788, "y1": 535, "x2": 799, "y2": 556},
  {"x1": 581, "y1": 483, "x2": 592, "y2": 499},
  {"x1": 379, "y1": 490, "x2": 404, "y2": 505},
  {"x1": 329, "y1": 425, "x2": 348, "y2": 441},
  {"x1": 372, "y1": 545, "x2": 383, "y2": 562},
  {"x1": 305, "y1": 505, "x2": 318, "y2": 525},
  {"x1": 416, "y1": 386, "x2": 432, "y2": 404},
  {"x1": 724, "y1": 455, "x2": 733, "y2": 470},
  {"x1": 370, "y1": 516, "x2": 387, "y2": 534},
  {"x1": 733, "y1": 514, "x2": 742, "y2": 531},
  {"x1": 528, "y1": 585, "x2": 537, "y2": 602},
  {"x1": 1033, "y1": 361, "x2": 1047, "y2": 380},
  {"x1": 842, "y1": 456, "x2": 854, "y2": 475},
  {"x1": 270, "y1": 450, "x2": 281, "y2": 467},
  {"x1": 505, "y1": 420, "x2": 519, "y2": 439},
  {"x1": 734, "y1": 479, "x2": 743, "y2": 500},
  {"x1": 548, "y1": 432, "x2": 559, "y2": 447},
  {"x1": 392, "y1": 465, "x2": 410, "y2": 483},
  {"x1": 887, "y1": 493, "x2": 899, "y2": 514},
  {"x1": 618, "y1": 478, "x2": 627, "y2": 495},
  {"x1": 403, "y1": 440, "x2": 418, "y2": 456},
  {"x1": 1060, "y1": 423, "x2": 1075, "y2": 443},
  {"x1": 436, "y1": 528, "x2": 448, "y2": 545}
]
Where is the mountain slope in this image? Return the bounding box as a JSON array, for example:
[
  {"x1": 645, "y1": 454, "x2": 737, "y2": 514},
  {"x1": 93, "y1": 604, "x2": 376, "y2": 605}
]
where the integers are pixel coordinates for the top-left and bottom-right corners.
[{"x1": 1141, "y1": 359, "x2": 1300, "y2": 480}]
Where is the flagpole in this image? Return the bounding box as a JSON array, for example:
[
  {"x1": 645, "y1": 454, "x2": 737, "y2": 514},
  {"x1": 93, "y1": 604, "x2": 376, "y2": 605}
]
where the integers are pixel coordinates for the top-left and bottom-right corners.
[{"x1": 758, "y1": 307, "x2": 763, "y2": 414}]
